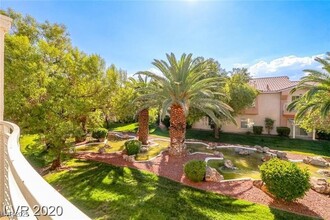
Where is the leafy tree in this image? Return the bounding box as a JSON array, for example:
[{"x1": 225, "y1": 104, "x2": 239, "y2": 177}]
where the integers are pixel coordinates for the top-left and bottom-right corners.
[
  {"x1": 288, "y1": 53, "x2": 330, "y2": 121},
  {"x1": 264, "y1": 118, "x2": 275, "y2": 134},
  {"x1": 3, "y1": 10, "x2": 108, "y2": 169},
  {"x1": 136, "y1": 53, "x2": 234, "y2": 156}
]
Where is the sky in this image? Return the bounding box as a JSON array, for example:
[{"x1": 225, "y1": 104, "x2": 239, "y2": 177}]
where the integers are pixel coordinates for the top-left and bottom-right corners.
[{"x1": 1, "y1": 0, "x2": 330, "y2": 80}]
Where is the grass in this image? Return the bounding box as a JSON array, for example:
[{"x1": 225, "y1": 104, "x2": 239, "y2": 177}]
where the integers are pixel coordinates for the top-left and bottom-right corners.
[
  {"x1": 44, "y1": 159, "x2": 315, "y2": 220},
  {"x1": 20, "y1": 134, "x2": 52, "y2": 168}
]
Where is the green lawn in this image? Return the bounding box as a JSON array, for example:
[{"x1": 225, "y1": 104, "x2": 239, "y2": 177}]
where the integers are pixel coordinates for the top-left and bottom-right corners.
[{"x1": 44, "y1": 159, "x2": 314, "y2": 220}]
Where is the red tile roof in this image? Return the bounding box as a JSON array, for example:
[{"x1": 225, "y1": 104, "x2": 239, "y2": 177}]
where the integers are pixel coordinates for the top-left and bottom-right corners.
[{"x1": 249, "y1": 76, "x2": 299, "y2": 93}]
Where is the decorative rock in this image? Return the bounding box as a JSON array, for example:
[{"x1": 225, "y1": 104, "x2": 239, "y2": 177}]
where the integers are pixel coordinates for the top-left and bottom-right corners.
[
  {"x1": 213, "y1": 151, "x2": 224, "y2": 157},
  {"x1": 205, "y1": 166, "x2": 224, "y2": 182},
  {"x1": 262, "y1": 147, "x2": 270, "y2": 153},
  {"x1": 123, "y1": 154, "x2": 135, "y2": 162},
  {"x1": 140, "y1": 146, "x2": 149, "y2": 153},
  {"x1": 238, "y1": 149, "x2": 251, "y2": 155},
  {"x1": 253, "y1": 180, "x2": 264, "y2": 189},
  {"x1": 317, "y1": 169, "x2": 330, "y2": 177},
  {"x1": 303, "y1": 156, "x2": 329, "y2": 167},
  {"x1": 98, "y1": 147, "x2": 106, "y2": 154},
  {"x1": 276, "y1": 151, "x2": 288, "y2": 160},
  {"x1": 261, "y1": 153, "x2": 272, "y2": 162},
  {"x1": 254, "y1": 145, "x2": 263, "y2": 153},
  {"x1": 310, "y1": 177, "x2": 330, "y2": 194},
  {"x1": 224, "y1": 159, "x2": 237, "y2": 170},
  {"x1": 104, "y1": 144, "x2": 111, "y2": 148}
]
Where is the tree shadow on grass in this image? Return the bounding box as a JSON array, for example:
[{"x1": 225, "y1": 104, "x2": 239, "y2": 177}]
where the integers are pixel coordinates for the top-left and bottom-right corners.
[{"x1": 269, "y1": 200, "x2": 321, "y2": 220}]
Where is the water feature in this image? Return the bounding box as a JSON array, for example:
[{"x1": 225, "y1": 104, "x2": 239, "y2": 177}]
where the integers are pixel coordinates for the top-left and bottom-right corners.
[{"x1": 186, "y1": 142, "x2": 330, "y2": 181}]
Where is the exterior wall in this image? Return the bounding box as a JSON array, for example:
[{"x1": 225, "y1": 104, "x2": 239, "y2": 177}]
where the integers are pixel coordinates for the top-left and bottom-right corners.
[
  {"x1": 221, "y1": 93, "x2": 281, "y2": 134},
  {"x1": 191, "y1": 116, "x2": 211, "y2": 130}
]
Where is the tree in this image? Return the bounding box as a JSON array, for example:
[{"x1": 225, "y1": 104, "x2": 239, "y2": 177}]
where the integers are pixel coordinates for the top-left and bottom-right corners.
[
  {"x1": 3, "y1": 10, "x2": 108, "y2": 169},
  {"x1": 136, "y1": 53, "x2": 234, "y2": 156},
  {"x1": 288, "y1": 53, "x2": 330, "y2": 121},
  {"x1": 265, "y1": 118, "x2": 275, "y2": 134},
  {"x1": 130, "y1": 75, "x2": 153, "y2": 145}
]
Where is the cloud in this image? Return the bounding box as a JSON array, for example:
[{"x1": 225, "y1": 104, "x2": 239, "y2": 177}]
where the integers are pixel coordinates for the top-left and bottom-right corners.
[{"x1": 240, "y1": 54, "x2": 324, "y2": 80}]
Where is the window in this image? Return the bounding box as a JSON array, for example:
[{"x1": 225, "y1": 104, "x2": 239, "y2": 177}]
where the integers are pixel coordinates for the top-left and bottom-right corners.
[
  {"x1": 299, "y1": 127, "x2": 308, "y2": 136},
  {"x1": 291, "y1": 95, "x2": 301, "y2": 102},
  {"x1": 241, "y1": 118, "x2": 248, "y2": 128},
  {"x1": 240, "y1": 118, "x2": 254, "y2": 128}
]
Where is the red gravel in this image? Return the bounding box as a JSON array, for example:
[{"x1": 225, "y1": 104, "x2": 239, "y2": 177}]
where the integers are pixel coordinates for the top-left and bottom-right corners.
[{"x1": 74, "y1": 151, "x2": 330, "y2": 219}]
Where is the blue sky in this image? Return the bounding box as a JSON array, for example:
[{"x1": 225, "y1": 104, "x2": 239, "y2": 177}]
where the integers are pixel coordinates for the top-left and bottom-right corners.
[{"x1": 1, "y1": 1, "x2": 330, "y2": 79}]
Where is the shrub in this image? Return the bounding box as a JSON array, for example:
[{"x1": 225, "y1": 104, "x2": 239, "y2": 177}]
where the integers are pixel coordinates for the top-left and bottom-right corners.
[
  {"x1": 260, "y1": 158, "x2": 310, "y2": 201},
  {"x1": 124, "y1": 140, "x2": 142, "y2": 155},
  {"x1": 92, "y1": 128, "x2": 108, "y2": 140},
  {"x1": 252, "y1": 126, "x2": 263, "y2": 135},
  {"x1": 184, "y1": 160, "x2": 206, "y2": 182},
  {"x1": 317, "y1": 130, "x2": 330, "y2": 140},
  {"x1": 264, "y1": 118, "x2": 275, "y2": 134},
  {"x1": 276, "y1": 127, "x2": 290, "y2": 136}
]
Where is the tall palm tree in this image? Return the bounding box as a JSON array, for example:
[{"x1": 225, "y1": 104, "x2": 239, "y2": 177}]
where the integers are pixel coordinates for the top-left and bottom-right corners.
[
  {"x1": 136, "y1": 53, "x2": 233, "y2": 156},
  {"x1": 130, "y1": 75, "x2": 152, "y2": 145},
  {"x1": 288, "y1": 53, "x2": 330, "y2": 121}
]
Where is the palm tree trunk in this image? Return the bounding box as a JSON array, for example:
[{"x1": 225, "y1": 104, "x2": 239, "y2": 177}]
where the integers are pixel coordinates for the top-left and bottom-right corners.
[
  {"x1": 138, "y1": 108, "x2": 149, "y2": 145},
  {"x1": 214, "y1": 124, "x2": 220, "y2": 139},
  {"x1": 169, "y1": 104, "x2": 187, "y2": 156}
]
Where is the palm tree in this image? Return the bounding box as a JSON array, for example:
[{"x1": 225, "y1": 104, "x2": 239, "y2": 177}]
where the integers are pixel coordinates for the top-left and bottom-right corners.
[
  {"x1": 288, "y1": 53, "x2": 330, "y2": 121},
  {"x1": 136, "y1": 53, "x2": 233, "y2": 156},
  {"x1": 130, "y1": 75, "x2": 153, "y2": 145}
]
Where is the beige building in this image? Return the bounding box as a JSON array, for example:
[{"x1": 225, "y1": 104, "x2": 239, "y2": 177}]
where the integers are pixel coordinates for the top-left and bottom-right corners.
[{"x1": 192, "y1": 76, "x2": 314, "y2": 139}]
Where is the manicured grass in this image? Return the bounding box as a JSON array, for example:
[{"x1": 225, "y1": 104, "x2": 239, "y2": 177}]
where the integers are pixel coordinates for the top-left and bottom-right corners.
[
  {"x1": 20, "y1": 134, "x2": 51, "y2": 168},
  {"x1": 44, "y1": 159, "x2": 314, "y2": 220}
]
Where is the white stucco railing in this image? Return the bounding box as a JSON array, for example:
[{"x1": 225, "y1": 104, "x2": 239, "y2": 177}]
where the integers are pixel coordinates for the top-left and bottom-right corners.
[{"x1": 0, "y1": 121, "x2": 91, "y2": 220}]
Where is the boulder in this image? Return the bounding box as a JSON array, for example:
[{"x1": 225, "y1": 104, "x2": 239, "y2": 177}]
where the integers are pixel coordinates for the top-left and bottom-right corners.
[
  {"x1": 253, "y1": 180, "x2": 264, "y2": 189},
  {"x1": 304, "y1": 156, "x2": 329, "y2": 167},
  {"x1": 261, "y1": 153, "x2": 272, "y2": 162},
  {"x1": 123, "y1": 154, "x2": 135, "y2": 162},
  {"x1": 213, "y1": 151, "x2": 224, "y2": 157},
  {"x1": 104, "y1": 144, "x2": 111, "y2": 148},
  {"x1": 310, "y1": 177, "x2": 330, "y2": 194},
  {"x1": 140, "y1": 146, "x2": 149, "y2": 153},
  {"x1": 262, "y1": 147, "x2": 270, "y2": 153},
  {"x1": 205, "y1": 166, "x2": 224, "y2": 182},
  {"x1": 238, "y1": 149, "x2": 251, "y2": 155},
  {"x1": 276, "y1": 151, "x2": 288, "y2": 160},
  {"x1": 98, "y1": 147, "x2": 106, "y2": 154},
  {"x1": 317, "y1": 169, "x2": 330, "y2": 177},
  {"x1": 224, "y1": 159, "x2": 237, "y2": 170},
  {"x1": 254, "y1": 145, "x2": 263, "y2": 153}
]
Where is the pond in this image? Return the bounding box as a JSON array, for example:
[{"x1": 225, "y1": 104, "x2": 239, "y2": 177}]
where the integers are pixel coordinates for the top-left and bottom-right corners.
[{"x1": 186, "y1": 143, "x2": 330, "y2": 181}]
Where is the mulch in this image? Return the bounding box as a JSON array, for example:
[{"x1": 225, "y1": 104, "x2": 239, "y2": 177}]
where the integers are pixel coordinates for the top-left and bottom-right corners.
[{"x1": 74, "y1": 150, "x2": 330, "y2": 219}]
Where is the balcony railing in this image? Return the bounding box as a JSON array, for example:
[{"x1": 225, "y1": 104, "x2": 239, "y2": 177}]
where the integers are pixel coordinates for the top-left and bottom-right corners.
[
  {"x1": 283, "y1": 102, "x2": 296, "y2": 116},
  {"x1": 0, "y1": 121, "x2": 90, "y2": 219}
]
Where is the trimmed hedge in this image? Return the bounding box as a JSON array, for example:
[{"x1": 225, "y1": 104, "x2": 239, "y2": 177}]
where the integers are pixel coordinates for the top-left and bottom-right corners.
[
  {"x1": 92, "y1": 128, "x2": 108, "y2": 140},
  {"x1": 252, "y1": 126, "x2": 263, "y2": 135},
  {"x1": 184, "y1": 160, "x2": 206, "y2": 182},
  {"x1": 260, "y1": 158, "x2": 310, "y2": 201},
  {"x1": 276, "y1": 127, "x2": 290, "y2": 137},
  {"x1": 124, "y1": 140, "x2": 142, "y2": 155}
]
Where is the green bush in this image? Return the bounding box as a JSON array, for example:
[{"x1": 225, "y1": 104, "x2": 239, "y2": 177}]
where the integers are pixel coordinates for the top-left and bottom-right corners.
[
  {"x1": 276, "y1": 127, "x2": 290, "y2": 136},
  {"x1": 92, "y1": 128, "x2": 108, "y2": 140},
  {"x1": 260, "y1": 158, "x2": 310, "y2": 201},
  {"x1": 184, "y1": 160, "x2": 206, "y2": 182},
  {"x1": 252, "y1": 126, "x2": 263, "y2": 135},
  {"x1": 124, "y1": 140, "x2": 142, "y2": 155}
]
